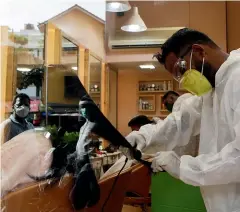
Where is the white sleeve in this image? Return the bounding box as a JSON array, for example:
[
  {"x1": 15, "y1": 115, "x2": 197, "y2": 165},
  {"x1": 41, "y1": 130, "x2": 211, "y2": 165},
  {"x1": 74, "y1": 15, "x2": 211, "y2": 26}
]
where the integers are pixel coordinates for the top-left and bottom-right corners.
[
  {"x1": 180, "y1": 102, "x2": 240, "y2": 186},
  {"x1": 179, "y1": 72, "x2": 240, "y2": 186},
  {"x1": 140, "y1": 95, "x2": 202, "y2": 152}
]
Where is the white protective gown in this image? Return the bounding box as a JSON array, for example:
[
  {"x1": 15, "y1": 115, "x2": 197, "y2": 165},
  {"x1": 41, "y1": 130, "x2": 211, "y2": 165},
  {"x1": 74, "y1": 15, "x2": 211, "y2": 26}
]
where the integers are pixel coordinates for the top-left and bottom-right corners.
[
  {"x1": 101, "y1": 93, "x2": 202, "y2": 179},
  {"x1": 179, "y1": 49, "x2": 240, "y2": 212},
  {"x1": 133, "y1": 93, "x2": 202, "y2": 156}
]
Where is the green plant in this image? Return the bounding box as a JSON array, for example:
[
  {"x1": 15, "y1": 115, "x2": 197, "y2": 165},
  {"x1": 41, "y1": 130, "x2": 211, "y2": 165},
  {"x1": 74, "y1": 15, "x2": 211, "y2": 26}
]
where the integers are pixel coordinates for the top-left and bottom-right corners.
[
  {"x1": 63, "y1": 131, "x2": 79, "y2": 144},
  {"x1": 46, "y1": 125, "x2": 79, "y2": 144},
  {"x1": 18, "y1": 67, "x2": 45, "y2": 96},
  {"x1": 45, "y1": 124, "x2": 58, "y2": 141}
]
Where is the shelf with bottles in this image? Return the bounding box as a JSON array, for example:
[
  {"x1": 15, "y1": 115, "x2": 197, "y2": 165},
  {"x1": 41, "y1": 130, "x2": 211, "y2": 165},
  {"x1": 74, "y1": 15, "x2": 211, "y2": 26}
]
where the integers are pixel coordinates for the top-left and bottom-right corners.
[
  {"x1": 159, "y1": 95, "x2": 169, "y2": 112},
  {"x1": 138, "y1": 95, "x2": 155, "y2": 112},
  {"x1": 89, "y1": 82, "x2": 101, "y2": 95},
  {"x1": 138, "y1": 80, "x2": 173, "y2": 93}
]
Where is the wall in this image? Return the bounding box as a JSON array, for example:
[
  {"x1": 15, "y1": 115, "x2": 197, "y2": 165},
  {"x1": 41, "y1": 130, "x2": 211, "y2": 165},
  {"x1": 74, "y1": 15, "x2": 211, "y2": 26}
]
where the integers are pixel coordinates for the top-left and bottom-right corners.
[
  {"x1": 108, "y1": 69, "x2": 117, "y2": 127},
  {"x1": 226, "y1": 1, "x2": 240, "y2": 52},
  {"x1": 117, "y1": 68, "x2": 172, "y2": 136},
  {"x1": 52, "y1": 8, "x2": 105, "y2": 60},
  {"x1": 189, "y1": 1, "x2": 226, "y2": 51}
]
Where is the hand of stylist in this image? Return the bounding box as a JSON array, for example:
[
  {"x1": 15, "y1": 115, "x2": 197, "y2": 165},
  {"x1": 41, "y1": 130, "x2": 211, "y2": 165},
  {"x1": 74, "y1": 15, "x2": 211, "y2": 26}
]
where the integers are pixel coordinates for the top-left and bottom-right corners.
[
  {"x1": 119, "y1": 131, "x2": 146, "y2": 159},
  {"x1": 151, "y1": 151, "x2": 181, "y2": 179}
]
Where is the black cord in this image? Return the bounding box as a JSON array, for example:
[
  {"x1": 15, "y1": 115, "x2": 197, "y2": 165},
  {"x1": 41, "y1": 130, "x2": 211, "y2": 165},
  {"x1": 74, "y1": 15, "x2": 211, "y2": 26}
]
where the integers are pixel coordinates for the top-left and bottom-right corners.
[{"x1": 101, "y1": 157, "x2": 128, "y2": 212}]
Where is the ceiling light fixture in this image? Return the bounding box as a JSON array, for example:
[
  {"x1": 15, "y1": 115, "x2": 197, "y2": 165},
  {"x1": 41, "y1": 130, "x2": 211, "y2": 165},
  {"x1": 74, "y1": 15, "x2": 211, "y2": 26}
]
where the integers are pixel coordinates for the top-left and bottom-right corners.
[
  {"x1": 17, "y1": 67, "x2": 31, "y2": 72},
  {"x1": 121, "y1": 7, "x2": 147, "y2": 32},
  {"x1": 139, "y1": 65, "x2": 155, "y2": 69},
  {"x1": 106, "y1": 1, "x2": 131, "y2": 12}
]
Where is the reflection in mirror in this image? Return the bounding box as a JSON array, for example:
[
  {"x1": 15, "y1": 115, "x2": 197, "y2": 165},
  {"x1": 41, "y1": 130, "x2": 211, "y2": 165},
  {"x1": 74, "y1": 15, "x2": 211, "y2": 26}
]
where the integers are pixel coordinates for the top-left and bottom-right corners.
[
  {"x1": 9, "y1": 24, "x2": 45, "y2": 127},
  {"x1": 45, "y1": 65, "x2": 81, "y2": 132},
  {"x1": 89, "y1": 55, "x2": 101, "y2": 108},
  {"x1": 61, "y1": 37, "x2": 78, "y2": 72}
]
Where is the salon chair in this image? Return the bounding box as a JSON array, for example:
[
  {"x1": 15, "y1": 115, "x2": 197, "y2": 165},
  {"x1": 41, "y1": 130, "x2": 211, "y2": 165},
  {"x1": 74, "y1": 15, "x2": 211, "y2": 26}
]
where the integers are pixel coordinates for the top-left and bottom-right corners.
[{"x1": 1, "y1": 167, "x2": 132, "y2": 212}]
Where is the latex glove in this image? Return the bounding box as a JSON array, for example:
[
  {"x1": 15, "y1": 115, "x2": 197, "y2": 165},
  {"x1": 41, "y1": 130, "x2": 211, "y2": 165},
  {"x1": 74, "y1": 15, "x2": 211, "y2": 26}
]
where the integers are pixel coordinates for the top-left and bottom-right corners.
[
  {"x1": 151, "y1": 151, "x2": 181, "y2": 179},
  {"x1": 119, "y1": 131, "x2": 146, "y2": 159}
]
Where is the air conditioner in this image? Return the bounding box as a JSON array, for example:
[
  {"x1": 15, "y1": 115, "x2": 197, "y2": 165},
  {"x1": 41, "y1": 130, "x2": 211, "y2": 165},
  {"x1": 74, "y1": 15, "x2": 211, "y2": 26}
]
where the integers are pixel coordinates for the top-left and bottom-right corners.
[
  {"x1": 108, "y1": 27, "x2": 185, "y2": 50},
  {"x1": 110, "y1": 39, "x2": 165, "y2": 49}
]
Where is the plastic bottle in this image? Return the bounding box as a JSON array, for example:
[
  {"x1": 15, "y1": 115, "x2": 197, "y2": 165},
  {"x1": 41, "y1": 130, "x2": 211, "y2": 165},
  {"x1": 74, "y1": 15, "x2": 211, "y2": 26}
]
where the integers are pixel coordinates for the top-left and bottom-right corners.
[
  {"x1": 163, "y1": 81, "x2": 167, "y2": 91},
  {"x1": 168, "y1": 81, "x2": 172, "y2": 90},
  {"x1": 139, "y1": 98, "x2": 143, "y2": 110}
]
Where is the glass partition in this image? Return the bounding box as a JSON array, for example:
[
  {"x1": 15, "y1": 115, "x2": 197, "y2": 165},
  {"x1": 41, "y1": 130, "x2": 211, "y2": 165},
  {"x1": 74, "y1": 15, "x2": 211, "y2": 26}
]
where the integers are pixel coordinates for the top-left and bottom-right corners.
[{"x1": 89, "y1": 55, "x2": 101, "y2": 108}]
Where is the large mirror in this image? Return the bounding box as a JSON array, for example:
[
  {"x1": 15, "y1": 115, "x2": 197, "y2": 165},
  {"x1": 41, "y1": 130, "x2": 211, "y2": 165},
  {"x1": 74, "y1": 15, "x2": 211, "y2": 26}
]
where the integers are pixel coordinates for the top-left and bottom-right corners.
[{"x1": 89, "y1": 55, "x2": 101, "y2": 108}]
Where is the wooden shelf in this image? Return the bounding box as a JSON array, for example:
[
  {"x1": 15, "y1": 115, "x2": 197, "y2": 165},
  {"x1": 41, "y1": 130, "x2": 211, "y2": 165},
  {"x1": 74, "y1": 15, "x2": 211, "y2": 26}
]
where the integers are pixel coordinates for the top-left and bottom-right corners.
[
  {"x1": 90, "y1": 91, "x2": 100, "y2": 94},
  {"x1": 137, "y1": 79, "x2": 174, "y2": 120},
  {"x1": 138, "y1": 90, "x2": 171, "y2": 94},
  {"x1": 139, "y1": 109, "x2": 155, "y2": 112}
]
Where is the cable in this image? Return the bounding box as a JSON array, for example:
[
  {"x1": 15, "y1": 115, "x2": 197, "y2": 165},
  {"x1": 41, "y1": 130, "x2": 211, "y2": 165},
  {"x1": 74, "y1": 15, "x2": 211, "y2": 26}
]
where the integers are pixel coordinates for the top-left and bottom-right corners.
[{"x1": 101, "y1": 157, "x2": 128, "y2": 212}]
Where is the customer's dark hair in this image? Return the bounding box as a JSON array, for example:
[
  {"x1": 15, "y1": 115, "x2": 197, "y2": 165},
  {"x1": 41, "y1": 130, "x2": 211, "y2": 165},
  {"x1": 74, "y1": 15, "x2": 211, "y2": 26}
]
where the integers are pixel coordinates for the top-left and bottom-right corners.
[
  {"x1": 162, "y1": 91, "x2": 179, "y2": 102},
  {"x1": 153, "y1": 28, "x2": 219, "y2": 65},
  {"x1": 128, "y1": 115, "x2": 153, "y2": 128},
  {"x1": 12, "y1": 93, "x2": 31, "y2": 106}
]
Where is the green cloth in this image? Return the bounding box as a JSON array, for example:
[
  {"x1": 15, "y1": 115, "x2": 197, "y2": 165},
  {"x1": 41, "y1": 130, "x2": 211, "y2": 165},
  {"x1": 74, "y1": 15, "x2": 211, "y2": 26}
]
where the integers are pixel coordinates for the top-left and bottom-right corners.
[{"x1": 151, "y1": 172, "x2": 206, "y2": 212}]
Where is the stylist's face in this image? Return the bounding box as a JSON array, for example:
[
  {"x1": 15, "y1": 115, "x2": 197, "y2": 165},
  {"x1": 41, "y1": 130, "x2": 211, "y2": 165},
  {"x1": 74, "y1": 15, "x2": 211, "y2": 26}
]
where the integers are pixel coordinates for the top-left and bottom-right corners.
[{"x1": 164, "y1": 45, "x2": 217, "y2": 86}]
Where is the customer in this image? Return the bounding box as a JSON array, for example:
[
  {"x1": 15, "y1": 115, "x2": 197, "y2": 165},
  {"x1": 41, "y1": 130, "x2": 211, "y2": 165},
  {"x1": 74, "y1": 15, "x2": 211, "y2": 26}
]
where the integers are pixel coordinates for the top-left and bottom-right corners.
[
  {"x1": 128, "y1": 115, "x2": 153, "y2": 131},
  {"x1": 0, "y1": 93, "x2": 34, "y2": 143},
  {"x1": 151, "y1": 28, "x2": 240, "y2": 212}
]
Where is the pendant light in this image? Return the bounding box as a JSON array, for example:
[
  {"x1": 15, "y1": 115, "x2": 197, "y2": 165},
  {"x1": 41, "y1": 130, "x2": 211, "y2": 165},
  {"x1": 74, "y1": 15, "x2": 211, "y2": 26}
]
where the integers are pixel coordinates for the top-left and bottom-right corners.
[
  {"x1": 106, "y1": 1, "x2": 131, "y2": 12},
  {"x1": 121, "y1": 7, "x2": 147, "y2": 32}
]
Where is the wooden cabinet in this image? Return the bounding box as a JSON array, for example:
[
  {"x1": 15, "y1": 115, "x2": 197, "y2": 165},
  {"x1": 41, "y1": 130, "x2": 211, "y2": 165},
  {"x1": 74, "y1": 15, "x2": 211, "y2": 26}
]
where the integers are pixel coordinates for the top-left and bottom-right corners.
[{"x1": 137, "y1": 80, "x2": 173, "y2": 119}]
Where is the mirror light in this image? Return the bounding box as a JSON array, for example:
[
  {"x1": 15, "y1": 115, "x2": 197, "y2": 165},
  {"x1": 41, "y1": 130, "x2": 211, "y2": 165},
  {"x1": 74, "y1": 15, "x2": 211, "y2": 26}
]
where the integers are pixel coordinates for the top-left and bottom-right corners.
[
  {"x1": 106, "y1": 1, "x2": 131, "y2": 12},
  {"x1": 121, "y1": 7, "x2": 147, "y2": 32},
  {"x1": 139, "y1": 65, "x2": 155, "y2": 69},
  {"x1": 17, "y1": 68, "x2": 31, "y2": 72}
]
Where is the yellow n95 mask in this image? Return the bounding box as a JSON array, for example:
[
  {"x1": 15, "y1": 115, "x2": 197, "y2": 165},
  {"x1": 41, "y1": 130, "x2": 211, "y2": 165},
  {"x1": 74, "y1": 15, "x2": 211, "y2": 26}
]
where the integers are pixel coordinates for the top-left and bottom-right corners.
[{"x1": 179, "y1": 51, "x2": 212, "y2": 96}]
